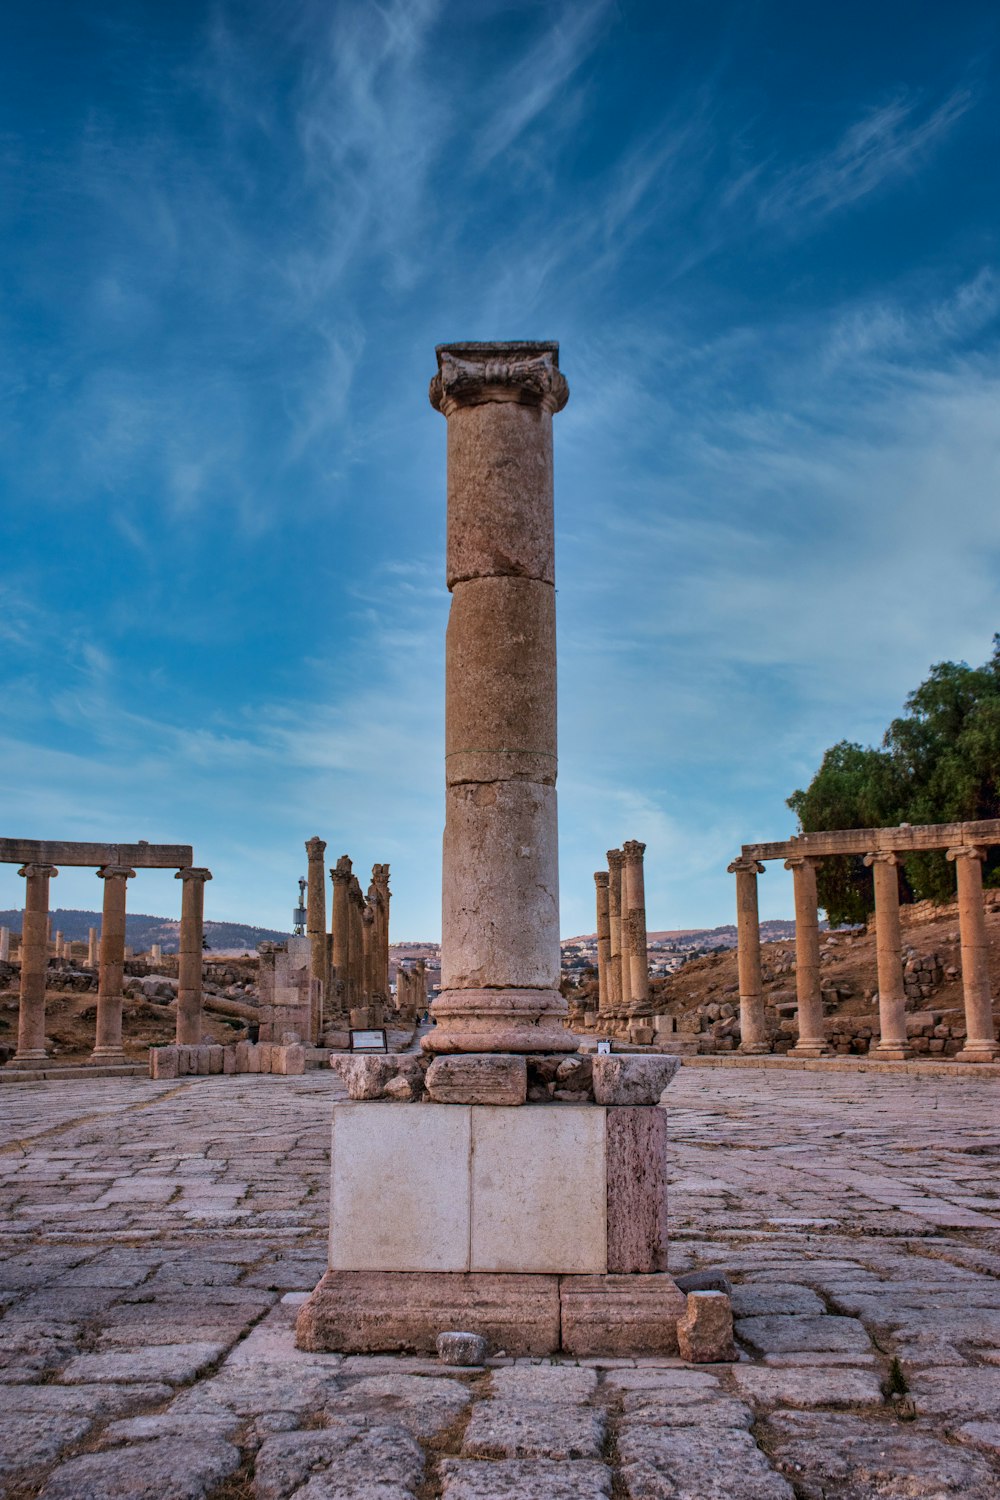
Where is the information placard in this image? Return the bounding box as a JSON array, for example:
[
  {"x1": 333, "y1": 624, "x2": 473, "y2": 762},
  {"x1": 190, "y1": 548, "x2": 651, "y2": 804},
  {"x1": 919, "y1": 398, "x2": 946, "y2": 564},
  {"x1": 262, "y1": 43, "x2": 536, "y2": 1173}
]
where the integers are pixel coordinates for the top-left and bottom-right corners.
[{"x1": 350, "y1": 1028, "x2": 388, "y2": 1054}]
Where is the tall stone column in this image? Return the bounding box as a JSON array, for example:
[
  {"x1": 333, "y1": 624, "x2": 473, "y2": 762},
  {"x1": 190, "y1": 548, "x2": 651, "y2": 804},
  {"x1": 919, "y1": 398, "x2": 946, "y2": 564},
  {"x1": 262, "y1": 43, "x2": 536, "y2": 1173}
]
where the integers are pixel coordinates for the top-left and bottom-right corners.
[
  {"x1": 426, "y1": 341, "x2": 573, "y2": 1053},
  {"x1": 349, "y1": 877, "x2": 366, "y2": 1023},
  {"x1": 785, "y1": 854, "x2": 831, "y2": 1057},
  {"x1": 728, "y1": 856, "x2": 769, "y2": 1054},
  {"x1": 617, "y1": 852, "x2": 632, "y2": 1009},
  {"x1": 54, "y1": 929, "x2": 63, "y2": 959},
  {"x1": 330, "y1": 856, "x2": 352, "y2": 1018},
  {"x1": 947, "y1": 845, "x2": 999, "y2": 1062},
  {"x1": 863, "y1": 851, "x2": 912, "y2": 1060},
  {"x1": 175, "y1": 867, "x2": 212, "y2": 1045},
  {"x1": 606, "y1": 849, "x2": 624, "y2": 1010},
  {"x1": 622, "y1": 840, "x2": 650, "y2": 1007},
  {"x1": 362, "y1": 903, "x2": 380, "y2": 1025},
  {"x1": 0, "y1": 926, "x2": 9, "y2": 962},
  {"x1": 87, "y1": 926, "x2": 98, "y2": 967},
  {"x1": 594, "y1": 871, "x2": 611, "y2": 1013},
  {"x1": 305, "y1": 837, "x2": 328, "y2": 993},
  {"x1": 14, "y1": 863, "x2": 57, "y2": 1063},
  {"x1": 92, "y1": 865, "x2": 135, "y2": 1063},
  {"x1": 372, "y1": 864, "x2": 391, "y2": 998}
]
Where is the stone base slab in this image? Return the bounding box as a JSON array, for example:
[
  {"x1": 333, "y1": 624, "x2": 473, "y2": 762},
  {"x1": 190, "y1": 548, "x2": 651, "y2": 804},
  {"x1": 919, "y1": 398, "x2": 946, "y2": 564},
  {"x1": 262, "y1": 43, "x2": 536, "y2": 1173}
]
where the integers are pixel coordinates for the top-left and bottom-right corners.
[{"x1": 295, "y1": 1269, "x2": 687, "y2": 1358}]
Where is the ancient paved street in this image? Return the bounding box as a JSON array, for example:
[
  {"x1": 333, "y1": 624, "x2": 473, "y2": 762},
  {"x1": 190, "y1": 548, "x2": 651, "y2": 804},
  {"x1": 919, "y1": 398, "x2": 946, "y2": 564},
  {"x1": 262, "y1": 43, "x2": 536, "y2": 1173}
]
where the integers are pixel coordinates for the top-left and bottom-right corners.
[{"x1": 1, "y1": 1067, "x2": 999, "y2": 1498}]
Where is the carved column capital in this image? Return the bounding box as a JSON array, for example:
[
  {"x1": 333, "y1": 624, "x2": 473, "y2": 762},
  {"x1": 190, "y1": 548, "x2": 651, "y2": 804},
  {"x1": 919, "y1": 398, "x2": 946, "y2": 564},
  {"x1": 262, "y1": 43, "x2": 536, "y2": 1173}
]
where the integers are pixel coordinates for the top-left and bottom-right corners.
[
  {"x1": 863, "y1": 850, "x2": 900, "y2": 867},
  {"x1": 331, "y1": 855, "x2": 353, "y2": 884},
  {"x1": 18, "y1": 863, "x2": 57, "y2": 880},
  {"x1": 606, "y1": 848, "x2": 624, "y2": 872},
  {"x1": 784, "y1": 855, "x2": 823, "y2": 872},
  {"x1": 622, "y1": 840, "x2": 646, "y2": 863},
  {"x1": 305, "y1": 837, "x2": 327, "y2": 860},
  {"x1": 946, "y1": 844, "x2": 987, "y2": 864},
  {"x1": 594, "y1": 870, "x2": 609, "y2": 889},
  {"x1": 728, "y1": 857, "x2": 765, "y2": 876},
  {"x1": 429, "y1": 342, "x2": 569, "y2": 417},
  {"x1": 175, "y1": 867, "x2": 212, "y2": 884},
  {"x1": 98, "y1": 865, "x2": 136, "y2": 881}
]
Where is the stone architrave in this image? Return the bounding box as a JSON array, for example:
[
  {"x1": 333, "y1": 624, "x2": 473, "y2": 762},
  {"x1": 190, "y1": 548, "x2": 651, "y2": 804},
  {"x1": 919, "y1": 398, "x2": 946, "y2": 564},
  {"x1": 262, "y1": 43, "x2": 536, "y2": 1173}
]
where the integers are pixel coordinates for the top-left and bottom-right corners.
[
  {"x1": 305, "y1": 836, "x2": 328, "y2": 1005},
  {"x1": 606, "y1": 849, "x2": 624, "y2": 1010},
  {"x1": 92, "y1": 864, "x2": 136, "y2": 1063},
  {"x1": 863, "y1": 851, "x2": 912, "y2": 1060},
  {"x1": 728, "y1": 856, "x2": 769, "y2": 1054},
  {"x1": 947, "y1": 845, "x2": 999, "y2": 1062},
  {"x1": 13, "y1": 863, "x2": 57, "y2": 1063},
  {"x1": 622, "y1": 840, "x2": 649, "y2": 1007},
  {"x1": 330, "y1": 856, "x2": 353, "y2": 1018},
  {"x1": 594, "y1": 871, "x2": 611, "y2": 1013},
  {"x1": 784, "y1": 854, "x2": 831, "y2": 1057},
  {"x1": 425, "y1": 341, "x2": 574, "y2": 1053},
  {"x1": 87, "y1": 926, "x2": 98, "y2": 967},
  {"x1": 0, "y1": 926, "x2": 9, "y2": 962},
  {"x1": 175, "y1": 868, "x2": 212, "y2": 1045}
]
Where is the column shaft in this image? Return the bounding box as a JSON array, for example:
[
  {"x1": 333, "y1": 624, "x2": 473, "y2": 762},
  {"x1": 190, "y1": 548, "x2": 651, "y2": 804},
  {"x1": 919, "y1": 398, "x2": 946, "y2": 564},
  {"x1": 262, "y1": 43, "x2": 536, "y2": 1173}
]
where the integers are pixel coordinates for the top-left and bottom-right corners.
[
  {"x1": 175, "y1": 868, "x2": 212, "y2": 1045},
  {"x1": 305, "y1": 836, "x2": 328, "y2": 995},
  {"x1": 948, "y1": 846, "x2": 998, "y2": 1061},
  {"x1": 622, "y1": 840, "x2": 649, "y2": 1006},
  {"x1": 594, "y1": 871, "x2": 611, "y2": 1013},
  {"x1": 93, "y1": 865, "x2": 135, "y2": 1062},
  {"x1": 87, "y1": 926, "x2": 98, "y2": 967},
  {"x1": 14, "y1": 864, "x2": 57, "y2": 1062},
  {"x1": 865, "y1": 852, "x2": 911, "y2": 1058},
  {"x1": 786, "y1": 855, "x2": 830, "y2": 1056},
  {"x1": 427, "y1": 341, "x2": 572, "y2": 1053},
  {"x1": 617, "y1": 854, "x2": 632, "y2": 1008},
  {"x1": 330, "y1": 857, "x2": 352, "y2": 1019},
  {"x1": 729, "y1": 857, "x2": 769, "y2": 1053},
  {"x1": 606, "y1": 850, "x2": 623, "y2": 1009}
]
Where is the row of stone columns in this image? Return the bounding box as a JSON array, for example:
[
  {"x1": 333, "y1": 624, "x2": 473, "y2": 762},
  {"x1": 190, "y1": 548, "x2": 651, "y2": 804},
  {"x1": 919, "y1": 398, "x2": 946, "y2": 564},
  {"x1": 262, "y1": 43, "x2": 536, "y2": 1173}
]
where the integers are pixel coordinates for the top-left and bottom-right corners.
[
  {"x1": 729, "y1": 846, "x2": 998, "y2": 1062},
  {"x1": 313, "y1": 844, "x2": 392, "y2": 1031},
  {"x1": 10, "y1": 863, "x2": 210, "y2": 1067},
  {"x1": 594, "y1": 841, "x2": 650, "y2": 1015},
  {"x1": 396, "y1": 960, "x2": 427, "y2": 1019}
]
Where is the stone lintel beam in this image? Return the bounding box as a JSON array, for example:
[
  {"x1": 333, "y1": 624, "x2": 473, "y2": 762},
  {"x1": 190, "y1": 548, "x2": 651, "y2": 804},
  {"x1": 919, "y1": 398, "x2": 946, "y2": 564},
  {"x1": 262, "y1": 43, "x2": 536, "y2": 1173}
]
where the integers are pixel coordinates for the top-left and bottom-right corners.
[
  {"x1": 741, "y1": 817, "x2": 1000, "y2": 864},
  {"x1": 0, "y1": 840, "x2": 193, "y2": 868}
]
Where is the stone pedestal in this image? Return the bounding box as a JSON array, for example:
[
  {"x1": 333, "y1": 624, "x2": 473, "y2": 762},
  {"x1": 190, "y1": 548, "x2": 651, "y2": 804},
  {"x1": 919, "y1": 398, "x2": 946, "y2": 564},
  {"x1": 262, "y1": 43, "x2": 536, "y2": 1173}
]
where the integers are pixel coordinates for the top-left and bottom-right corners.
[
  {"x1": 864, "y1": 851, "x2": 912, "y2": 1060},
  {"x1": 948, "y1": 845, "x2": 999, "y2": 1062},
  {"x1": 728, "y1": 856, "x2": 770, "y2": 1053},
  {"x1": 425, "y1": 342, "x2": 573, "y2": 1054},
  {"x1": 785, "y1": 855, "x2": 831, "y2": 1058},
  {"x1": 13, "y1": 863, "x2": 57, "y2": 1064},
  {"x1": 175, "y1": 867, "x2": 211, "y2": 1046},
  {"x1": 92, "y1": 864, "x2": 135, "y2": 1063}
]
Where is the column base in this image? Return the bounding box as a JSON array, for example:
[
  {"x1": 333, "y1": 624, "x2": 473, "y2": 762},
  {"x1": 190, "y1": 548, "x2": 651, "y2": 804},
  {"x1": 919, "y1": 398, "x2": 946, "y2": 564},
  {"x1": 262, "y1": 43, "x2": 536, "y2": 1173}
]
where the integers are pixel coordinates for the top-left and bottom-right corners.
[
  {"x1": 870, "y1": 1042, "x2": 913, "y2": 1061},
  {"x1": 10, "y1": 1049, "x2": 48, "y2": 1066},
  {"x1": 423, "y1": 988, "x2": 578, "y2": 1054},
  {"x1": 90, "y1": 1047, "x2": 126, "y2": 1065},
  {"x1": 738, "y1": 1041, "x2": 772, "y2": 1055},
  {"x1": 789, "y1": 1042, "x2": 833, "y2": 1059},
  {"x1": 955, "y1": 1041, "x2": 1000, "y2": 1063}
]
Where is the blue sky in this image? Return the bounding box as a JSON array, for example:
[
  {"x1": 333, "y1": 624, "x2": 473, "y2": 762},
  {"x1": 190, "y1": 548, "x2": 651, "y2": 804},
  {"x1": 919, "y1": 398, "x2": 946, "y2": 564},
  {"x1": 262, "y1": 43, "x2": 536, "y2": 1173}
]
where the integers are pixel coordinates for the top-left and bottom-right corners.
[{"x1": 1, "y1": 0, "x2": 998, "y2": 939}]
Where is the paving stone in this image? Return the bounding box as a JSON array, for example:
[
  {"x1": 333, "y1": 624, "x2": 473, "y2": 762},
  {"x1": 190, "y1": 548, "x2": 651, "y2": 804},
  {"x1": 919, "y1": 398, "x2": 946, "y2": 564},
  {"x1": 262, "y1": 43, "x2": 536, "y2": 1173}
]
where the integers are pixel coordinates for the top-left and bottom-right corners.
[
  {"x1": 59, "y1": 1340, "x2": 226, "y2": 1384},
  {"x1": 462, "y1": 1400, "x2": 606, "y2": 1460},
  {"x1": 618, "y1": 1425, "x2": 795, "y2": 1499},
  {"x1": 729, "y1": 1285, "x2": 826, "y2": 1317},
  {"x1": 39, "y1": 1438, "x2": 241, "y2": 1498},
  {"x1": 175, "y1": 1361, "x2": 340, "y2": 1417},
  {"x1": 909, "y1": 1366, "x2": 1000, "y2": 1421},
  {"x1": 732, "y1": 1365, "x2": 883, "y2": 1408},
  {"x1": 440, "y1": 1457, "x2": 613, "y2": 1498},
  {"x1": 735, "y1": 1315, "x2": 871, "y2": 1356},
  {"x1": 621, "y1": 1390, "x2": 752, "y2": 1428},
  {"x1": 253, "y1": 1421, "x2": 424, "y2": 1499},
  {"x1": 766, "y1": 1410, "x2": 1000, "y2": 1498},
  {"x1": 324, "y1": 1373, "x2": 471, "y2": 1439},
  {"x1": 490, "y1": 1364, "x2": 598, "y2": 1403},
  {"x1": 956, "y1": 1421, "x2": 1000, "y2": 1455},
  {"x1": 0, "y1": 1411, "x2": 95, "y2": 1478},
  {"x1": 104, "y1": 1410, "x2": 242, "y2": 1442}
]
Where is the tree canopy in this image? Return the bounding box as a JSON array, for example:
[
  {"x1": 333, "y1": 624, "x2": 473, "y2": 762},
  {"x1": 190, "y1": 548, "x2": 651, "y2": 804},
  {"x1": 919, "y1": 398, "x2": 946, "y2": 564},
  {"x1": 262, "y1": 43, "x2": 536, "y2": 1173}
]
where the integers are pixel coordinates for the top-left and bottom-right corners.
[{"x1": 787, "y1": 636, "x2": 1000, "y2": 925}]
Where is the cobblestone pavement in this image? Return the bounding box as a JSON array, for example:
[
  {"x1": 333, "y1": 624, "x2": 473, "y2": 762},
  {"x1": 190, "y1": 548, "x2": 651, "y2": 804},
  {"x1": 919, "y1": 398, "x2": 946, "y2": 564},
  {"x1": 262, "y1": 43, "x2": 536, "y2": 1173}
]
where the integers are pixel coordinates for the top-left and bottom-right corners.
[{"x1": 1, "y1": 1068, "x2": 999, "y2": 1498}]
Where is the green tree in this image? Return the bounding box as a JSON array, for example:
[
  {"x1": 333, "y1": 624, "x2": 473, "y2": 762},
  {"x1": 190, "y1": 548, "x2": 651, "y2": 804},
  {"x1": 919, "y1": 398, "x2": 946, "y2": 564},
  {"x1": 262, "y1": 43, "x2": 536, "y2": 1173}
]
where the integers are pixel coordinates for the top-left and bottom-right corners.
[{"x1": 788, "y1": 636, "x2": 1000, "y2": 923}]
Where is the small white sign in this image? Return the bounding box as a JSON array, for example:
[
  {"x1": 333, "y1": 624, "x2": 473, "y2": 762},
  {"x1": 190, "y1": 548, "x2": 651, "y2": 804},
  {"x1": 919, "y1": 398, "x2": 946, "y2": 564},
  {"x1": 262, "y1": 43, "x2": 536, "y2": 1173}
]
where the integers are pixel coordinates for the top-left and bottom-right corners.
[
  {"x1": 350, "y1": 1028, "x2": 388, "y2": 1054},
  {"x1": 596, "y1": 1039, "x2": 612, "y2": 1055}
]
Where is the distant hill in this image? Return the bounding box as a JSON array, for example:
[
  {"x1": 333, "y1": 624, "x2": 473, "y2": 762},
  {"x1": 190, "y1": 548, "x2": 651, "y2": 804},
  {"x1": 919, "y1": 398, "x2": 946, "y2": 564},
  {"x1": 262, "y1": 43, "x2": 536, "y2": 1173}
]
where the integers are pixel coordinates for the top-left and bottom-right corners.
[
  {"x1": 564, "y1": 920, "x2": 801, "y2": 948},
  {"x1": 0, "y1": 909, "x2": 293, "y2": 955}
]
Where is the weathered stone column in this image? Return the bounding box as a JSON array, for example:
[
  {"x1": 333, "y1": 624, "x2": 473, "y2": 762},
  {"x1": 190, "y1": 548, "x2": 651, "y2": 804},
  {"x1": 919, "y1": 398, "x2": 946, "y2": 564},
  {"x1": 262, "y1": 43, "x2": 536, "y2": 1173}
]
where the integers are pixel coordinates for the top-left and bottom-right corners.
[
  {"x1": 92, "y1": 865, "x2": 135, "y2": 1063},
  {"x1": 87, "y1": 926, "x2": 98, "y2": 966},
  {"x1": 349, "y1": 877, "x2": 367, "y2": 1024},
  {"x1": 54, "y1": 929, "x2": 63, "y2": 960},
  {"x1": 0, "y1": 926, "x2": 9, "y2": 962},
  {"x1": 305, "y1": 836, "x2": 328, "y2": 997},
  {"x1": 594, "y1": 871, "x2": 611, "y2": 1013},
  {"x1": 785, "y1": 854, "x2": 831, "y2": 1057},
  {"x1": 863, "y1": 851, "x2": 912, "y2": 1060},
  {"x1": 426, "y1": 341, "x2": 573, "y2": 1053},
  {"x1": 175, "y1": 867, "x2": 212, "y2": 1045},
  {"x1": 606, "y1": 849, "x2": 623, "y2": 1010},
  {"x1": 947, "y1": 845, "x2": 999, "y2": 1062},
  {"x1": 617, "y1": 852, "x2": 632, "y2": 1009},
  {"x1": 622, "y1": 840, "x2": 650, "y2": 1007},
  {"x1": 372, "y1": 864, "x2": 391, "y2": 999},
  {"x1": 330, "y1": 856, "x2": 352, "y2": 1017},
  {"x1": 362, "y1": 903, "x2": 381, "y2": 1025},
  {"x1": 14, "y1": 863, "x2": 57, "y2": 1063},
  {"x1": 728, "y1": 856, "x2": 769, "y2": 1054}
]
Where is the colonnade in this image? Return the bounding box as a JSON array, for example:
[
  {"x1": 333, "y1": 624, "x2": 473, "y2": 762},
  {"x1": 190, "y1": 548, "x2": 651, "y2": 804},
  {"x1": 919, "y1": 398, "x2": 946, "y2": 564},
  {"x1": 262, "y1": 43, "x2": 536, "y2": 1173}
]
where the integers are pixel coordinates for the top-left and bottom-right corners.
[
  {"x1": 594, "y1": 840, "x2": 650, "y2": 1015},
  {"x1": 304, "y1": 839, "x2": 392, "y2": 1030},
  {"x1": 728, "y1": 819, "x2": 1000, "y2": 1063},
  {"x1": 1, "y1": 839, "x2": 207, "y2": 1068}
]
